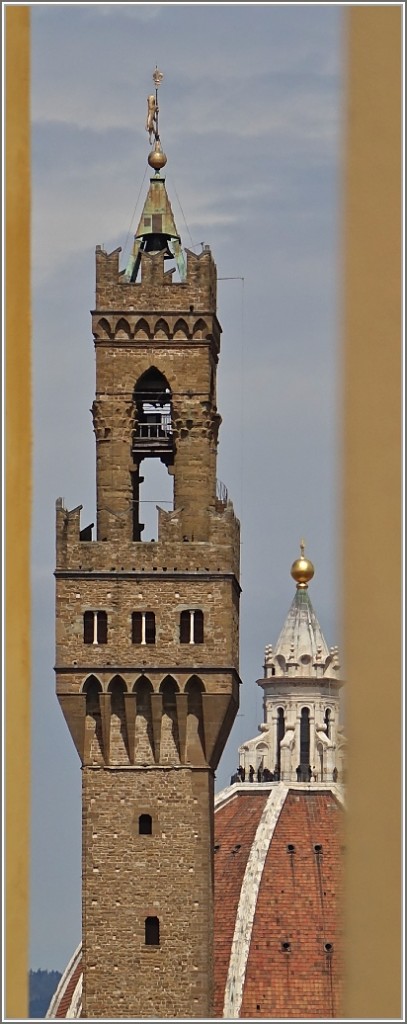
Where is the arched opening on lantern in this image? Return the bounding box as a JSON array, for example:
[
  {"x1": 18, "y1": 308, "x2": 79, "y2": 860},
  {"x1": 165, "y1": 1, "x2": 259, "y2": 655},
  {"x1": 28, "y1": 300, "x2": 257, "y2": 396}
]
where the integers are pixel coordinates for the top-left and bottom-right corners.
[{"x1": 300, "y1": 707, "x2": 310, "y2": 780}]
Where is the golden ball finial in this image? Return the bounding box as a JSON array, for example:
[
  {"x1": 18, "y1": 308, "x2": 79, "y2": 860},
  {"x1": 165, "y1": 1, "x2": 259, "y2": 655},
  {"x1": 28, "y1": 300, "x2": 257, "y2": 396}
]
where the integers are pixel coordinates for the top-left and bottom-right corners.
[
  {"x1": 148, "y1": 141, "x2": 167, "y2": 171},
  {"x1": 290, "y1": 539, "x2": 315, "y2": 589}
]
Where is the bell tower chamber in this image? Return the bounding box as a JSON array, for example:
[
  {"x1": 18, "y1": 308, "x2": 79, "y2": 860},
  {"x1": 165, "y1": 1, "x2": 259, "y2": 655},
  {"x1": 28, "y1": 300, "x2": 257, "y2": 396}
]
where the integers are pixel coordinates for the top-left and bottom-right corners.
[{"x1": 54, "y1": 71, "x2": 241, "y2": 1020}]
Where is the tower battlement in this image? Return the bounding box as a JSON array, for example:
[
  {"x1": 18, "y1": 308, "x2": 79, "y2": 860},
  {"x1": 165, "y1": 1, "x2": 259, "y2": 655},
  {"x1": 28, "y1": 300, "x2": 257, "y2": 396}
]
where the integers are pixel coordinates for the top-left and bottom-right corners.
[
  {"x1": 55, "y1": 499, "x2": 240, "y2": 574},
  {"x1": 95, "y1": 243, "x2": 217, "y2": 313}
]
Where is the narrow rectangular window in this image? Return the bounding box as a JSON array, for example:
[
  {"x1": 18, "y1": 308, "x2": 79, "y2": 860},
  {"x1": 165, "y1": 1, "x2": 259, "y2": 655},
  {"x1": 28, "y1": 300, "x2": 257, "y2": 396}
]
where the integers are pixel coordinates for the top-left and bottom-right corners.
[
  {"x1": 145, "y1": 612, "x2": 156, "y2": 645},
  {"x1": 145, "y1": 916, "x2": 160, "y2": 945},
  {"x1": 97, "y1": 611, "x2": 107, "y2": 644},
  {"x1": 194, "y1": 609, "x2": 204, "y2": 644},
  {"x1": 132, "y1": 612, "x2": 142, "y2": 644},
  {"x1": 84, "y1": 611, "x2": 94, "y2": 644},
  {"x1": 180, "y1": 610, "x2": 190, "y2": 644}
]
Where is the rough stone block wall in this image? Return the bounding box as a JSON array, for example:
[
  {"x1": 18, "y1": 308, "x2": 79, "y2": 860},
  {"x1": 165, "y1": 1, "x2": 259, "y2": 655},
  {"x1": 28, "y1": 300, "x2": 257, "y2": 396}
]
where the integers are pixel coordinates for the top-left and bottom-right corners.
[
  {"x1": 92, "y1": 340, "x2": 221, "y2": 542},
  {"x1": 82, "y1": 767, "x2": 214, "y2": 1019},
  {"x1": 55, "y1": 575, "x2": 239, "y2": 674}
]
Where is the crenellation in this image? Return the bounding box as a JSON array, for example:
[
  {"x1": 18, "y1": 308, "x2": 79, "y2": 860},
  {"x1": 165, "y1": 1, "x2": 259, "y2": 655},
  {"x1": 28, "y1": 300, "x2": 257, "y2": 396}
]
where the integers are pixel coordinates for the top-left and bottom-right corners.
[
  {"x1": 55, "y1": 502, "x2": 240, "y2": 575},
  {"x1": 96, "y1": 247, "x2": 217, "y2": 315}
]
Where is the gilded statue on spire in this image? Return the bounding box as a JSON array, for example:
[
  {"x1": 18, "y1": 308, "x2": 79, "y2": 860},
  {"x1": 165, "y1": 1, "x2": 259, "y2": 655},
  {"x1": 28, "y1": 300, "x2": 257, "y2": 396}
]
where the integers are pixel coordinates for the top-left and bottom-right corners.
[
  {"x1": 145, "y1": 67, "x2": 164, "y2": 143},
  {"x1": 145, "y1": 67, "x2": 167, "y2": 172},
  {"x1": 146, "y1": 95, "x2": 157, "y2": 145}
]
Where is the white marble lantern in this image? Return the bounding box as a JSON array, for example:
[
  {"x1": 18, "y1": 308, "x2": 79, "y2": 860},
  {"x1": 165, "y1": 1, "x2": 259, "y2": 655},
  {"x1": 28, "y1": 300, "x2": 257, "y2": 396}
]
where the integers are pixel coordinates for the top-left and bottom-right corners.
[{"x1": 239, "y1": 545, "x2": 346, "y2": 784}]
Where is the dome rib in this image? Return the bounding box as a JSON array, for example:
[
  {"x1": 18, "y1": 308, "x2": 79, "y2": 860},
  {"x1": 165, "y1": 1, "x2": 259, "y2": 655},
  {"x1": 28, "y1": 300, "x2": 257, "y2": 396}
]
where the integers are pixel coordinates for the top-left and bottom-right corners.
[{"x1": 222, "y1": 783, "x2": 288, "y2": 1018}]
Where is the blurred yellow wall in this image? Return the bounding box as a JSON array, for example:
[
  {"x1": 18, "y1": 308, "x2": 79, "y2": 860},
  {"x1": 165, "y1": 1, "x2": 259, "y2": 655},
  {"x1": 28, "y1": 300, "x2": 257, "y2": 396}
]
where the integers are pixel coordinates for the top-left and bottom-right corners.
[
  {"x1": 342, "y1": 6, "x2": 402, "y2": 1018},
  {"x1": 5, "y1": 5, "x2": 31, "y2": 1019}
]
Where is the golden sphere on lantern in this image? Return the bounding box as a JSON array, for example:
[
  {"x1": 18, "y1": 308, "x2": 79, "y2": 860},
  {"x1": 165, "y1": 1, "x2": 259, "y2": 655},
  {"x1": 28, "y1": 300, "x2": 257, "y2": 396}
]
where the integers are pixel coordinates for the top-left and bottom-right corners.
[
  {"x1": 148, "y1": 143, "x2": 167, "y2": 171},
  {"x1": 290, "y1": 541, "x2": 315, "y2": 589}
]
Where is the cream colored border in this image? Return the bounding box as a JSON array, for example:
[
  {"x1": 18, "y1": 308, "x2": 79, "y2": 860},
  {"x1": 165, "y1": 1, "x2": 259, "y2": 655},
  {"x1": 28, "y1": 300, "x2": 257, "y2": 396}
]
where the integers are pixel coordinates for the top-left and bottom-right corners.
[
  {"x1": 5, "y1": 6, "x2": 31, "y2": 1019},
  {"x1": 342, "y1": 6, "x2": 402, "y2": 1018},
  {"x1": 3, "y1": 5, "x2": 403, "y2": 1020}
]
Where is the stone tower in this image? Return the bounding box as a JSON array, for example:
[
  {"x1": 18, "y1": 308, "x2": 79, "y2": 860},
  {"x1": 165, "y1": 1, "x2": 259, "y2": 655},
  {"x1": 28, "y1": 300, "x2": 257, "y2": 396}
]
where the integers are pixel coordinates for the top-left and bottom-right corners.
[
  {"x1": 239, "y1": 545, "x2": 345, "y2": 783},
  {"x1": 55, "y1": 75, "x2": 240, "y2": 1020}
]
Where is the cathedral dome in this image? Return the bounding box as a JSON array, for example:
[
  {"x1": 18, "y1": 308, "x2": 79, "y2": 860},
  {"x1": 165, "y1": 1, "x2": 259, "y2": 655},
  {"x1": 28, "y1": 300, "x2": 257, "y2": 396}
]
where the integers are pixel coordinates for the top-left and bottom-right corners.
[{"x1": 213, "y1": 782, "x2": 345, "y2": 1018}]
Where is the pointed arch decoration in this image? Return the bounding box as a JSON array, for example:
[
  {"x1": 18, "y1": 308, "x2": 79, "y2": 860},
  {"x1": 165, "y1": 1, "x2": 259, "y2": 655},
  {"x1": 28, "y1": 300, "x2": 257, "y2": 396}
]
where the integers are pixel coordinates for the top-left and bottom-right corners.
[
  {"x1": 133, "y1": 675, "x2": 154, "y2": 765},
  {"x1": 133, "y1": 674, "x2": 154, "y2": 700},
  {"x1": 154, "y1": 317, "x2": 170, "y2": 340},
  {"x1": 192, "y1": 317, "x2": 209, "y2": 339},
  {"x1": 83, "y1": 675, "x2": 103, "y2": 765},
  {"x1": 185, "y1": 675, "x2": 206, "y2": 763},
  {"x1": 82, "y1": 674, "x2": 103, "y2": 695},
  {"x1": 134, "y1": 317, "x2": 151, "y2": 340},
  {"x1": 159, "y1": 675, "x2": 180, "y2": 764},
  {"x1": 115, "y1": 317, "x2": 131, "y2": 339},
  {"x1": 159, "y1": 674, "x2": 179, "y2": 705},
  {"x1": 108, "y1": 675, "x2": 129, "y2": 764},
  {"x1": 94, "y1": 317, "x2": 112, "y2": 339},
  {"x1": 173, "y1": 317, "x2": 189, "y2": 340}
]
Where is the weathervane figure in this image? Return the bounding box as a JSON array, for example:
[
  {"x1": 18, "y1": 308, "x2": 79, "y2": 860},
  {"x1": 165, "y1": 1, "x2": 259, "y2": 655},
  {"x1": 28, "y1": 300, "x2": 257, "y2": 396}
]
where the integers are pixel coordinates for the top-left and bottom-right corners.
[
  {"x1": 146, "y1": 95, "x2": 157, "y2": 144},
  {"x1": 146, "y1": 66, "x2": 164, "y2": 145}
]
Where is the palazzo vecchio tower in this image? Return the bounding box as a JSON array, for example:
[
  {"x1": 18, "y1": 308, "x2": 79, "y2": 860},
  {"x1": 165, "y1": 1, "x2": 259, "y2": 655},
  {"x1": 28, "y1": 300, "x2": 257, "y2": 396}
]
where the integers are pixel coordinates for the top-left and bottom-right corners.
[{"x1": 54, "y1": 70, "x2": 240, "y2": 1019}]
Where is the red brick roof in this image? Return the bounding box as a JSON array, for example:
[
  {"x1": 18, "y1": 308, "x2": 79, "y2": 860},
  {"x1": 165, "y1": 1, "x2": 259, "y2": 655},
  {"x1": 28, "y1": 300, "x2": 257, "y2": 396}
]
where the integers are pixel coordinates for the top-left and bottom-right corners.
[{"x1": 47, "y1": 784, "x2": 344, "y2": 1019}]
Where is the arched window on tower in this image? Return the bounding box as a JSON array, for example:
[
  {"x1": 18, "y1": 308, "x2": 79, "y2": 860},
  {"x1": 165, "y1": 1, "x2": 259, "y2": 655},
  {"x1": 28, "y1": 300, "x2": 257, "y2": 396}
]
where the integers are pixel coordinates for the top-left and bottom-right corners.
[
  {"x1": 133, "y1": 368, "x2": 173, "y2": 446},
  {"x1": 324, "y1": 708, "x2": 331, "y2": 737},
  {"x1": 145, "y1": 916, "x2": 160, "y2": 946},
  {"x1": 131, "y1": 368, "x2": 174, "y2": 542}
]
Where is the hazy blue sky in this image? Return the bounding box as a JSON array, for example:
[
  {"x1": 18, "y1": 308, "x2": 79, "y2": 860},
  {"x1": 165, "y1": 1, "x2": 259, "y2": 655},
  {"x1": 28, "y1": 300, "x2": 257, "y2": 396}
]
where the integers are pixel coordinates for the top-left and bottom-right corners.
[{"x1": 30, "y1": 2, "x2": 343, "y2": 971}]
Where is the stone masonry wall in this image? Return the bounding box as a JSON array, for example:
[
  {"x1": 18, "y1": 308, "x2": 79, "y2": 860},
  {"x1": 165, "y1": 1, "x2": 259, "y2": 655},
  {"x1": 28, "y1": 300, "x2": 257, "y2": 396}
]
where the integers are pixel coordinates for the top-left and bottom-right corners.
[
  {"x1": 55, "y1": 575, "x2": 239, "y2": 677},
  {"x1": 93, "y1": 337, "x2": 221, "y2": 542},
  {"x1": 82, "y1": 767, "x2": 214, "y2": 1019}
]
